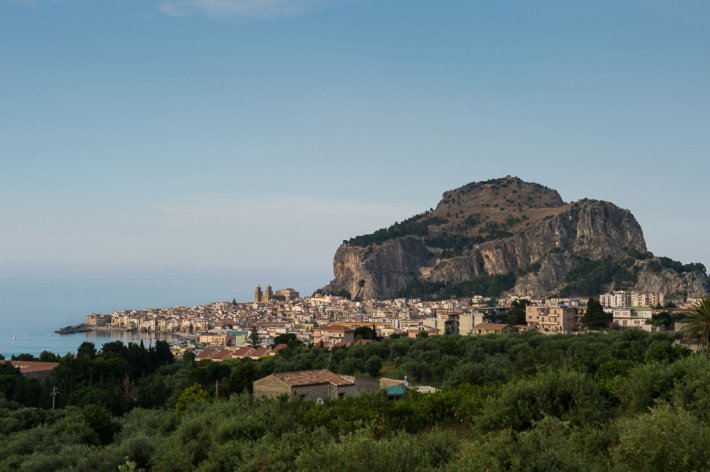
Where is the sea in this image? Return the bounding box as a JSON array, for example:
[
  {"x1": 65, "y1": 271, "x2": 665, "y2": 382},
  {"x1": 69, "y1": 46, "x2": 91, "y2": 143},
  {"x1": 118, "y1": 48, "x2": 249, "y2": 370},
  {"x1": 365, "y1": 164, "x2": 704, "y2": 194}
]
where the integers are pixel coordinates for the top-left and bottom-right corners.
[{"x1": 0, "y1": 275, "x2": 311, "y2": 358}]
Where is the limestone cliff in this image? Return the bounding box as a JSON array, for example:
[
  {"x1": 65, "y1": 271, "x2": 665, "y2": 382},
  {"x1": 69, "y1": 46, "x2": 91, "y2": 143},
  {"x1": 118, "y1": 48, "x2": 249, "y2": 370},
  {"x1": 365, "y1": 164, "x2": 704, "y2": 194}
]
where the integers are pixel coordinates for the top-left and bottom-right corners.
[{"x1": 321, "y1": 176, "x2": 708, "y2": 299}]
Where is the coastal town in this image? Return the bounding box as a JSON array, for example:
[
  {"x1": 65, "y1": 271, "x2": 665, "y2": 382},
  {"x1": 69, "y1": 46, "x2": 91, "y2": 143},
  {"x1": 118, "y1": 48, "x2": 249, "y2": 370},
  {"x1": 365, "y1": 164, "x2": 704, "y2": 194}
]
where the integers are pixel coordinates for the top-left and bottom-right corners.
[{"x1": 73, "y1": 283, "x2": 701, "y2": 360}]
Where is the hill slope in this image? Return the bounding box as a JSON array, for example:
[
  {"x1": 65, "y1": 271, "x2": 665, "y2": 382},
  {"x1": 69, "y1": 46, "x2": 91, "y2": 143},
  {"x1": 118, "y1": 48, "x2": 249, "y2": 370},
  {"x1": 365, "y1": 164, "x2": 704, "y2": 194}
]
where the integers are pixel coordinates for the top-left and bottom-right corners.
[{"x1": 321, "y1": 176, "x2": 708, "y2": 300}]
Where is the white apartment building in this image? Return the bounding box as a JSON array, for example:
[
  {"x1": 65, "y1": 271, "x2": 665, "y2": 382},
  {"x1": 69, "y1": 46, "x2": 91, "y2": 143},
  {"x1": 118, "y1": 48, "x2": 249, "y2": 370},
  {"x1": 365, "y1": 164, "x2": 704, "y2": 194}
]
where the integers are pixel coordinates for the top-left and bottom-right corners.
[
  {"x1": 600, "y1": 291, "x2": 631, "y2": 308},
  {"x1": 612, "y1": 307, "x2": 654, "y2": 331},
  {"x1": 600, "y1": 291, "x2": 665, "y2": 309}
]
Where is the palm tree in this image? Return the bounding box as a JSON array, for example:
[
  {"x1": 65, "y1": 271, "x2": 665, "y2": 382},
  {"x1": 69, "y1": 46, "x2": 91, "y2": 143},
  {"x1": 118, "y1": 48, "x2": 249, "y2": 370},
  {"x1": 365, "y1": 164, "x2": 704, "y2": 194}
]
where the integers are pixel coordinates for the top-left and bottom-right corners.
[{"x1": 683, "y1": 297, "x2": 710, "y2": 354}]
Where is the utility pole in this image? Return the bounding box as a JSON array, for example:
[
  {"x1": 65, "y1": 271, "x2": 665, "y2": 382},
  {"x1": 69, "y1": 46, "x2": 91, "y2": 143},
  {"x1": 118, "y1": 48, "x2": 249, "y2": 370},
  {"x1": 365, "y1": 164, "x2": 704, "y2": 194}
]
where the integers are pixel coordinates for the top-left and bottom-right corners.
[
  {"x1": 215, "y1": 379, "x2": 219, "y2": 400},
  {"x1": 51, "y1": 387, "x2": 59, "y2": 410}
]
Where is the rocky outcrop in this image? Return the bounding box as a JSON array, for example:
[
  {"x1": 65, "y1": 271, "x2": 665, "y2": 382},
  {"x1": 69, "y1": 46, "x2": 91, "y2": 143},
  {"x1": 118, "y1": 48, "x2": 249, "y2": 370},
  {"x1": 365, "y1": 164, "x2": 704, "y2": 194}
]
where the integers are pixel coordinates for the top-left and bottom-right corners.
[
  {"x1": 634, "y1": 265, "x2": 709, "y2": 299},
  {"x1": 322, "y1": 176, "x2": 707, "y2": 299},
  {"x1": 329, "y1": 237, "x2": 433, "y2": 300}
]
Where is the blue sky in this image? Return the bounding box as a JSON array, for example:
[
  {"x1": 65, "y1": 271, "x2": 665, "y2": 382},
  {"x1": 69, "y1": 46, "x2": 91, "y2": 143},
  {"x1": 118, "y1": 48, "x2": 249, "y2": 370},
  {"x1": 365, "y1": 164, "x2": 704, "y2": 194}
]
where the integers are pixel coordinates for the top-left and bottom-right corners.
[{"x1": 1, "y1": 0, "x2": 709, "y2": 292}]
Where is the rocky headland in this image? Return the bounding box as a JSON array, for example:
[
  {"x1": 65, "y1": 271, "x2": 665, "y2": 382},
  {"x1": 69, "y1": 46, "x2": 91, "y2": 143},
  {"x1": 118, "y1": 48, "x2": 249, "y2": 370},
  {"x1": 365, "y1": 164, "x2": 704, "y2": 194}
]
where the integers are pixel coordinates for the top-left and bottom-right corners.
[{"x1": 321, "y1": 176, "x2": 708, "y2": 300}]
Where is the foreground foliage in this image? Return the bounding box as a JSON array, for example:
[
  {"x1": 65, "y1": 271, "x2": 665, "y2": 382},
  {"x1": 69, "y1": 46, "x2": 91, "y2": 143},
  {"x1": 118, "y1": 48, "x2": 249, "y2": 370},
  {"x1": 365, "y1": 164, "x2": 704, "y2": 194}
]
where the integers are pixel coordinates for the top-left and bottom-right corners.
[{"x1": 3, "y1": 331, "x2": 710, "y2": 471}]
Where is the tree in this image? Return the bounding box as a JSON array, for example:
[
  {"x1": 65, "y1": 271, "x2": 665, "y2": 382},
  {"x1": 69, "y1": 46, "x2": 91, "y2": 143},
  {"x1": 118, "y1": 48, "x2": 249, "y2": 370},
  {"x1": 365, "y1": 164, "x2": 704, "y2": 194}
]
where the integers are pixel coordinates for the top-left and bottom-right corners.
[
  {"x1": 227, "y1": 360, "x2": 257, "y2": 394},
  {"x1": 354, "y1": 326, "x2": 377, "y2": 340},
  {"x1": 583, "y1": 298, "x2": 611, "y2": 329},
  {"x1": 39, "y1": 351, "x2": 60, "y2": 362},
  {"x1": 247, "y1": 326, "x2": 261, "y2": 348},
  {"x1": 683, "y1": 297, "x2": 710, "y2": 353},
  {"x1": 505, "y1": 300, "x2": 530, "y2": 325},
  {"x1": 182, "y1": 350, "x2": 196, "y2": 365},
  {"x1": 612, "y1": 404, "x2": 710, "y2": 471},
  {"x1": 365, "y1": 355, "x2": 383, "y2": 377},
  {"x1": 175, "y1": 383, "x2": 209, "y2": 412},
  {"x1": 273, "y1": 333, "x2": 297, "y2": 346},
  {"x1": 650, "y1": 311, "x2": 673, "y2": 330},
  {"x1": 11, "y1": 353, "x2": 37, "y2": 361}
]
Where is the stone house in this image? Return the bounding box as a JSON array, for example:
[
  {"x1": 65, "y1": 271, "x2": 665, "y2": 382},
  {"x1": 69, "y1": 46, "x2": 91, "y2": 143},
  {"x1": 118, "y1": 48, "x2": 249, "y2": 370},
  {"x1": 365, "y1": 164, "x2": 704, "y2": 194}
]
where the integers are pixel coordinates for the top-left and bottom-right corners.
[{"x1": 253, "y1": 369, "x2": 378, "y2": 400}]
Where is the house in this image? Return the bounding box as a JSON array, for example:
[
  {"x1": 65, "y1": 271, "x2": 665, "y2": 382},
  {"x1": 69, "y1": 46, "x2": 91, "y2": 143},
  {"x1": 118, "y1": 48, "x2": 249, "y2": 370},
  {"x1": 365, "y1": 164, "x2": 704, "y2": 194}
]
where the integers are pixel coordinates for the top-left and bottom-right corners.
[
  {"x1": 210, "y1": 350, "x2": 234, "y2": 362},
  {"x1": 379, "y1": 377, "x2": 406, "y2": 389},
  {"x1": 472, "y1": 323, "x2": 514, "y2": 335},
  {"x1": 249, "y1": 347, "x2": 271, "y2": 360},
  {"x1": 231, "y1": 346, "x2": 253, "y2": 359},
  {"x1": 613, "y1": 307, "x2": 654, "y2": 331},
  {"x1": 253, "y1": 369, "x2": 378, "y2": 400},
  {"x1": 195, "y1": 348, "x2": 218, "y2": 361},
  {"x1": 380, "y1": 377, "x2": 407, "y2": 399},
  {"x1": 312, "y1": 325, "x2": 355, "y2": 347},
  {"x1": 407, "y1": 327, "x2": 438, "y2": 338}
]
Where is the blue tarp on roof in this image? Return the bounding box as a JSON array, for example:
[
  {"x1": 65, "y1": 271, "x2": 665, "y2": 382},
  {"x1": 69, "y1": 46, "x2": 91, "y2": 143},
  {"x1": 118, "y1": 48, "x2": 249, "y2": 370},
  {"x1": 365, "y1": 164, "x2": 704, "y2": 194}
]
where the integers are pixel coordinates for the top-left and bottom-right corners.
[{"x1": 384, "y1": 385, "x2": 406, "y2": 397}]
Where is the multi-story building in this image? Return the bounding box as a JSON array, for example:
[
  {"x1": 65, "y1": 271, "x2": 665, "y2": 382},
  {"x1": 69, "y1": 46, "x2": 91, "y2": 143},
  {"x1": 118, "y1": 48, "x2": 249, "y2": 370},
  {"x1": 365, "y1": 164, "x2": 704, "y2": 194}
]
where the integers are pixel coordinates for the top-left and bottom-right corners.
[
  {"x1": 199, "y1": 334, "x2": 229, "y2": 347},
  {"x1": 613, "y1": 307, "x2": 654, "y2": 331},
  {"x1": 312, "y1": 325, "x2": 355, "y2": 347},
  {"x1": 526, "y1": 305, "x2": 584, "y2": 333},
  {"x1": 458, "y1": 312, "x2": 486, "y2": 335},
  {"x1": 599, "y1": 291, "x2": 631, "y2": 309},
  {"x1": 630, "y1": 292, "x2": 665, "y2": 308},
  {"x1": 423, "y1": 311, "x2": 461, "y2": 335},
  {"x1": 600, "y1": 291, "x2": 665, "y2": 309}
]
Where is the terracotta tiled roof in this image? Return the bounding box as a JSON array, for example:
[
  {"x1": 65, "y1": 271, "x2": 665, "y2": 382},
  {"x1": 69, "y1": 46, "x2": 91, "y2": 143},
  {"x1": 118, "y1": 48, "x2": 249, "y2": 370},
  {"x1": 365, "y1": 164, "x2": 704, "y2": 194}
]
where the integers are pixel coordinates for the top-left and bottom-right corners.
[
  {"x1": 250, "y1": 347, "x2": 271, "y2": 358},
  {"x1": 195, "y1": 349, "x2": 217, "y2": 360},
  {"x1": 2, "y1": 361, "x2": 59, "y2": 374},
  {"x1": 474, "y1": 323, "x2": 510, "y2": 331},
  {"x1": 232, "y1": 346, "x2": 253, "y2": 358},
  {"x1": 271, "y1": 369, "x2": 355, "y2": 387},
  {"x1": 379, "y1": 377, "x2": 405, "y2": 388},
  {"x1": 211, "y1": 350, "x2": 233, "y2": 360},
  {"x1": 270, "y1": 344, "x2": 288, "y2": 354}
]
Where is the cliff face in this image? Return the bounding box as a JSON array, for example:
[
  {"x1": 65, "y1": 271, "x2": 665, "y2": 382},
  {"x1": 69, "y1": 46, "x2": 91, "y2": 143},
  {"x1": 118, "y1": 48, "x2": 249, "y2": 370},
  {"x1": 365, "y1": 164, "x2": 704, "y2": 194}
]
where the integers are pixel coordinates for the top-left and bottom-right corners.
[
  {"x1": 633, "y1": 267, "x2": 709, "y2": 299},
  {"x1": 331, "y1": 237, "x2": 433, "y2": 300},
  {"x1": 322, "y1": 176, "x2": 707, "y2": 299}
]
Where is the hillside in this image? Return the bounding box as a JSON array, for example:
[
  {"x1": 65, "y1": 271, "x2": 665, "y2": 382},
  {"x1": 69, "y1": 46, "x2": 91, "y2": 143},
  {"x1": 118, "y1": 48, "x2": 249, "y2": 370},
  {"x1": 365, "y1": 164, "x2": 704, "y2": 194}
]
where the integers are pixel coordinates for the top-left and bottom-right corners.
[{"x1": 322, "y1": 176, "x2": 708, "y2": 299}]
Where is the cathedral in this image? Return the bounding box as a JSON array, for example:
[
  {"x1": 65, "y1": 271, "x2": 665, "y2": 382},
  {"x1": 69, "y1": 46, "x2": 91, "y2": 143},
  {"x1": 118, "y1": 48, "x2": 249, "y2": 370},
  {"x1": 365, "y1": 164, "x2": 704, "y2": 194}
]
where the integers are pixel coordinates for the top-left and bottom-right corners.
[{"x1": 254, "y1": 284, "x2": 300, "y2": 303}]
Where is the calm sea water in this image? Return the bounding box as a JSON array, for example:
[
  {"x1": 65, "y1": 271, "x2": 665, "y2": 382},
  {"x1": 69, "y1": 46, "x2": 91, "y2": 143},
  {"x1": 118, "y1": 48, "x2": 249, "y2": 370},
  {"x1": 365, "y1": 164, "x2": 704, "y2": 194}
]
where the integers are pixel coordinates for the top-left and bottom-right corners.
[{"x1": 0, "y1": 276, "x2": 256, "y2": 357}]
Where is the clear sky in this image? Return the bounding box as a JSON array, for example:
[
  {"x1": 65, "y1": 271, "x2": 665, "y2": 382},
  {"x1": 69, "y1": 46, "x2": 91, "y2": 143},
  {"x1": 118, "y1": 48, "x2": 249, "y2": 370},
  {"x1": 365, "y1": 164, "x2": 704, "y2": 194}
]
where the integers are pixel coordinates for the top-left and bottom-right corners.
[{"x1": 1, "y1": 0, "x2": 709, "y2": 293}]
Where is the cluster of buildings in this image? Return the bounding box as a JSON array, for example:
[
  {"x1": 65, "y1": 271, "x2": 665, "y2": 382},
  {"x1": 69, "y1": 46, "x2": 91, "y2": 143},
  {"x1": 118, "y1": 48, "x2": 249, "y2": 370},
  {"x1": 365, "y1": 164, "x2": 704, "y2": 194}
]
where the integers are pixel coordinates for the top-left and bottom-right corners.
[
  {"x1": 86, "y1": 286, "x2": 517, "y2": 354},
  {"x1": 252, "y1": 369, "x2": 436, "y2": 401},
  {"x1": 79, "y1": 284, "x2": 703, "y2": 358}
]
